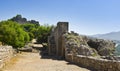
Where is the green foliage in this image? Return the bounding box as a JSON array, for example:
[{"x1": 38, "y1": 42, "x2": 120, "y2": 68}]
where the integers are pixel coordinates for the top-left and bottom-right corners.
[
  {"x1": 21, "y1": 23, "x2": 39, "y2": 40},
  {"x1": 0, "y1": 21, "x2": 30, "y2": 48},
  {"x1": 0, "y1": 15, "x2": 53, "y2": 48},
  {"x1": 36, "y1": 25, "x2": 52, "y2": 43},
  {"x1": 21, "y1": 23, "x2": 52, "y2": 43},
  {"x1": 114, "y1": 44, "x2": 120, "y2": 55}
]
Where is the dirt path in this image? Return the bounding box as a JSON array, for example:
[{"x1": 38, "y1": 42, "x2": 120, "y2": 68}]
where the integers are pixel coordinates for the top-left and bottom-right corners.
[{"x1": 1, "y1": 52, "x2": 91, "y2": 71}]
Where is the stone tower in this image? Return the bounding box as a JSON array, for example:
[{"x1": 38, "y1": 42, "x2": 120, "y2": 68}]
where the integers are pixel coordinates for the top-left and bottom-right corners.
[{"x1": 48, "y1": 22, "x2": 69, "y2": 58}]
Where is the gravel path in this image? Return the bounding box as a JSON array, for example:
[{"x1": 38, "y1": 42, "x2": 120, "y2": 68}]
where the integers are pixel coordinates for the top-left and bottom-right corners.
[{"x1": 1, "y1": 52, "x2": 91, "y2": 71}]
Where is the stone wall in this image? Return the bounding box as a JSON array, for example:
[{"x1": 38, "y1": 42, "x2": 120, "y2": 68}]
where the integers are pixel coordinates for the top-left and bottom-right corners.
[
  {"x1": 0, "y1": 46, "x2": 13, "y2": 68},
  {"x1": 66, "y1": 54, "x2": 120, "y2": 71},
  {"x1": 48, "y1": 22, "x2": 68, "y2": 58}
]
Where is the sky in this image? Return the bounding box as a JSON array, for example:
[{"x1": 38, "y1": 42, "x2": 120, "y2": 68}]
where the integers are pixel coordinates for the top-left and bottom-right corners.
[{"x1": 0, "y1": 0, "x2": 120, "y2": 35}]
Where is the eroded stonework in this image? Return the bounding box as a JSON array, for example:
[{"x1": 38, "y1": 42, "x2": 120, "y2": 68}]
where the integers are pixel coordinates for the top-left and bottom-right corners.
[
  {"x1": 48, "y1": 22, "x2": 68, "y2": 58},
  {"x1": 65, "y1": 33, "x2": 115, "y2": 56},
  {"x1": 48, "y1": 22, "x2": 115, "y2": 58},
  {"x1": 48, "y1": 22, "x2": 118, "y2": 71}
]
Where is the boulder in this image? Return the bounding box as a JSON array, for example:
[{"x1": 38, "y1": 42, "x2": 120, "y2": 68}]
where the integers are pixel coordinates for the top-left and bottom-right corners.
[
  {"x1": 65, "y1": 33, "x2": 98, "y2": 56},
  {"x1": 87, "y1": 38, "x2": 115, "y2": 56},
  {"x1": 64, "y1": 32, "x2": 115, "y2": 56}
]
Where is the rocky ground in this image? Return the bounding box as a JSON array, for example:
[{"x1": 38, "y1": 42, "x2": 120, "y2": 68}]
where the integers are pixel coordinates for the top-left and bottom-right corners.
[{"x1": 1, "y1": 52, "x2": 91, "y2": 71}]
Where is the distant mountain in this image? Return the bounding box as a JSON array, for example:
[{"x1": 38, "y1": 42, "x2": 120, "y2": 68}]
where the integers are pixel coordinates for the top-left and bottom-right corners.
[{"x1": 92, "y1": 31, "x2": 120, "y2": 41}]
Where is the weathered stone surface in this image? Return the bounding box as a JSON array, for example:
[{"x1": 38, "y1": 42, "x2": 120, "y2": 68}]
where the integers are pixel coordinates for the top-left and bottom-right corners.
[
  {"x1": 87, "y1": 38, "x2": 115, "y2": 56},
  {"x1": 66, "y1": 54, "x2": 120, "y2": 71},
  {"x1": 48, "y1": 22, "x2": 116, "y2": 57},
  {"x1": 64, "y1": 32, "x2": 115, "y2": 56},
  {"x1": 0, "y1": 46, "x2": 13, "y2": 69},
  {"x1": 65, "y1": 33, "x2": 98, "y2": 56},
  {"x1": 48, "y1": 22, "x2": 118, "y2": 71},
  {"x1": 48, "y1": 22, "x2": 68, "y2": 58},
  {"x1": 64, "y1": 32, "x2": 118, "y2": 71}
]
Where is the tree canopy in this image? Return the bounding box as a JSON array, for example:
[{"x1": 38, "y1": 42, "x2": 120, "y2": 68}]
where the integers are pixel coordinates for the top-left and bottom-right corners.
[
  {"x1": 0, "y1": 21, "x2": 30, "y2": 48},
  {"x1": 0, "y1": 15, "x2": 53, "y2": 48},
  {"x1": 37, "y1": 25, "x2": 52, "y2": 43},
  {"x1": 21, "y1": 23, "x2": 39, "y2": 40}
]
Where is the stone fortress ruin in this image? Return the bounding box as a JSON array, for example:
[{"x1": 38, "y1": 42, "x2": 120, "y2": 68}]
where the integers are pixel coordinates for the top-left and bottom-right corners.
[
  {"x1": 48, "y1": 22, "x2": 68, "y2": 58},
  {"x1": 0, "y1": 22, "x2": 120, "y2": 71},
  {"x1": 48, "y1": 22, "x2": 120, "y2": 71}
]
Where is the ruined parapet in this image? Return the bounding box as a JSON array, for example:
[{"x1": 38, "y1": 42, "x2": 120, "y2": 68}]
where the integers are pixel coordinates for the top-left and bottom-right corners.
[
  {"x1": 57, "y1": 22, "x2": 68, "y2": 57},
  {"x1": 48, "y1": 22, "x2": 118, "y2": 70},
  {"x1": 48, "y1": 22, "x2": 68, "y2": 58},
  {"x1": 66, "y1": 54, "x2": 120, "y2": 71}
]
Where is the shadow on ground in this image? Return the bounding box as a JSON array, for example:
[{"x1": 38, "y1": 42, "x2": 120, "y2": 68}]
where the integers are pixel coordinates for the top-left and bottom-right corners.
[
  {"x1": 38, "y1": 46, "x2": 97, "y2": 71},
  {"x1": 39, "y1": 47, "x2": 61, "y2": 60},
  {"x1": 66, "y1": 62, "x2": 97, "y2": 71}
]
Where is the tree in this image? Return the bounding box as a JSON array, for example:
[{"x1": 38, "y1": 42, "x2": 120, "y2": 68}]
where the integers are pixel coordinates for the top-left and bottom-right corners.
[
  {"x1": 36, "y1": 25, "x2": 52, "y2": 43},
  {"x1": 28, "y1": 20, "x2": 39, "y2": 26},
  {"x1": 21, "y1": 23, "x2": 39, "y2": 40},
  {"x1": 0, "y1": 21, "x2": 30, "y2": 48}
]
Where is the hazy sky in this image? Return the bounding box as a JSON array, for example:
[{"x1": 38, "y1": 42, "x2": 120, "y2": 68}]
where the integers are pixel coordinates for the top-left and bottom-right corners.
[{"x1": 0, "y1": 0, "x2": 120, "y2": 35}]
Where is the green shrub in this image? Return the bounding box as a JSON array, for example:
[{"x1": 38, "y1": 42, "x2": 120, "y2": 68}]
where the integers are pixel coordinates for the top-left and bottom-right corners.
[
  {"x1": 0, "y1": 21, "x2": 30, "y2": 48},
  {"x1": 36, "y1": 25, "x2": 52, "y2": 43}
]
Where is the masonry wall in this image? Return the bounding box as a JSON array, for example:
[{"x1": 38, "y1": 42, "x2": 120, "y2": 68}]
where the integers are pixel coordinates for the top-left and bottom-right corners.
[
  {"x1": 65, "y1": 54, "x2": 120, "y2": 71},
  {"x1": 48, "y1": 22, "x2": 68, "y2": 58},
  {"x1": 0, "y1": 46, "x2": 13, "y2": 69}
]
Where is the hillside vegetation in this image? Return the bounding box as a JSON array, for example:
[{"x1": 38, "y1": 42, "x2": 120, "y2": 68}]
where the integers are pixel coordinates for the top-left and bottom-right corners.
[{"x1": 0, "y1": 15, "x2": 52, "y2": 48}]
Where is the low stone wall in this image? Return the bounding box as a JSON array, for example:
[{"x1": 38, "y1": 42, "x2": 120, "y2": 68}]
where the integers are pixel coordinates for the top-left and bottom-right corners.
[
  {"x1": 0, "y1": 46, "x2": 13, "y2": 68},
  {"x1": 65, "y1": 54, "x2": 120, "y2": 71}
]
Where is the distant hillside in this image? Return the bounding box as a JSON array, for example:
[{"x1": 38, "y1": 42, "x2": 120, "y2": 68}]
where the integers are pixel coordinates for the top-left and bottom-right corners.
[
  {"x1": 92, "y1": 31, "x2": 120, "y2": 41},
  {"x1": 9, "y1": 14, "x2": 40, "y2": 26}
]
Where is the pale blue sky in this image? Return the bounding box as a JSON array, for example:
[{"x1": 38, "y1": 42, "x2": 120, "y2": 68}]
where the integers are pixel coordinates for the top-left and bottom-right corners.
[{"x1": 0, "y1": 0, "x2": 120, "y2": 35}]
